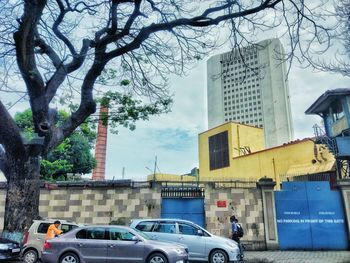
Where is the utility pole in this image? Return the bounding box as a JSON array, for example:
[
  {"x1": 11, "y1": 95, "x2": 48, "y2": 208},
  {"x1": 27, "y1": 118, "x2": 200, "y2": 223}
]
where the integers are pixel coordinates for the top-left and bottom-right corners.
[{"x1": 153, "y1": 156, "x2": 157, "y2": 176}]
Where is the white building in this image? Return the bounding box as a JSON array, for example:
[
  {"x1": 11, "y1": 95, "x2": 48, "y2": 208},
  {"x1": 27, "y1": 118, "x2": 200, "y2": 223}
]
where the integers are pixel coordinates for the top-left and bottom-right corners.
[{"x1": 207, "y1": 39, "x2": 294, "y2": 147}]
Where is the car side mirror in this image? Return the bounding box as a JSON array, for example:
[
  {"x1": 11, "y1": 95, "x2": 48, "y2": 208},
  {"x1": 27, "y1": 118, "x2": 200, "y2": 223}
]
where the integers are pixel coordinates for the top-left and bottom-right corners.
[
  {"x1": 197, "y1": 230, "x2": 204, "y2": 236},
  {"x1": 132, "y1": 236, "x2": 141, "y2": 242}
]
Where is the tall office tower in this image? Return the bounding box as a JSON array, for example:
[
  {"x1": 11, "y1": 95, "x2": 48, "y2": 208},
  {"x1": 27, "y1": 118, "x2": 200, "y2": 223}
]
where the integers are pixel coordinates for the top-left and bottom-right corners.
[{"x1": 207, "y1": 39, "x2": 294, "y2": 148}]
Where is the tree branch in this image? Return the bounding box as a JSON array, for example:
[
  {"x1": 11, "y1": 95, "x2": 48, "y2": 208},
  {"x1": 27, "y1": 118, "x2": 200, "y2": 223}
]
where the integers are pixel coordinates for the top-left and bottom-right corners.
[
  {"x1": 46, "y1": 57, "x2": 104, "y2": 152},
  {"x1": 105, "y1": 0, "x2": 282, "y2": 60},
  {"x1": 53, "y1": 0, "x2": 78, "y2": 56},
  {"x1": 45, "y1": 38, "x2": 92, "y2": 103},
  {"x1": 13, "y1": 0, "x2": 49, "y2": 135},
  {"x1": 0, "y1": 101, "x2": 25, "y2": 162},
  {"x1": 35, "y1": 33, "x2": 62, "y2": 69},
  {"x1": 99, "y1": 0, "x2": 142, "y2": 44}
]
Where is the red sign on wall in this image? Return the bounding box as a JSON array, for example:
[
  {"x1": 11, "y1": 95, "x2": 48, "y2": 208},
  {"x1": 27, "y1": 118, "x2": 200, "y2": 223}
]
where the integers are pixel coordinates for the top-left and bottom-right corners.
[{"x1": 217, "y1": 200, "x2": 227, "y2": 207}]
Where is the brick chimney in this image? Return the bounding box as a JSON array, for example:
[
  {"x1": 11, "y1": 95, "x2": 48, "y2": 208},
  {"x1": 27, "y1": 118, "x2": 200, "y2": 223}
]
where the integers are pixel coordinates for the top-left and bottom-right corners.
[{"x1": 92, "y1": 106, "x2": 108, "y2": 181}]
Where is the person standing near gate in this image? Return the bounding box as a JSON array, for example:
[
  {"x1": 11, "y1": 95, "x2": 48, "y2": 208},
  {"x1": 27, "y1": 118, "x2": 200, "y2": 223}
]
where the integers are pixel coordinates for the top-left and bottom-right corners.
[{"x1": 230, "y1": 215, "x2": 244, "y2": 260}]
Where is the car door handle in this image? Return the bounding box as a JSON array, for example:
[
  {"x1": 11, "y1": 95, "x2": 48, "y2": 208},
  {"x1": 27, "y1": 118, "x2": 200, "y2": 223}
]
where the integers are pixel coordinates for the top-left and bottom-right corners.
[
  {"x1": 78, "y1": 243, "x2": 84, "y2": 247},
  {"x1": 109, "y1": 244, "x2": 115, "y2": 248},
  {"x1": 151, "y1": 235, "x2": 158, "y2": 240},
  {"x1": 36, "y1": 238, "x2": 42, "y2": 241},
  {"x1": 178, "y1": 237, "x2": 184, "y2": 241}
]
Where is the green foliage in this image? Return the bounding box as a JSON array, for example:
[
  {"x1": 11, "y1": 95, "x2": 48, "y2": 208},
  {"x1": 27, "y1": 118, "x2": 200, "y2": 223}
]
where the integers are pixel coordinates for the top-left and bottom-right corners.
[
  {"x1": 14, "y1": 109, "x2": 35, "y2": 141},
  {"x1": 47, "y1": 133, "x2": 96, "y2": 175},
  {"x1": 98, "y1": 68, "x2": 118, "y2": 85},
  {"x1": 120, "y1": 79, "x2": 131, "y2": 86},
  {"x1": 14, "y1": 109, "x2": 96, "y2": 180},
  {"x1": 40, "y1": 159, "x2": 73, "y2": 181},
  {"x1": 99, "y1": 91, "x2": 173, "y2": 132}
]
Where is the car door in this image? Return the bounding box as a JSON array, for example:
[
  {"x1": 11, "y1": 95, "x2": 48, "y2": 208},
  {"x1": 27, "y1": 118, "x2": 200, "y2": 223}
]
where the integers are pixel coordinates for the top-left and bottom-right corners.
[
  {"x1": 35, "y1": 222, "x2": 51, "y2": 249},
  {"x1": 107, "y1": 227, "x2": 144, "y2": 263},
  {"x1": 75, "y1": 227, "x2": 108, "y2": 263},
  {"x1": 176, "y1": 222, "x2": 206, "y2": 260},
  {"x1": 149, "y1": 221, "x2": 178, "y2": 243}
]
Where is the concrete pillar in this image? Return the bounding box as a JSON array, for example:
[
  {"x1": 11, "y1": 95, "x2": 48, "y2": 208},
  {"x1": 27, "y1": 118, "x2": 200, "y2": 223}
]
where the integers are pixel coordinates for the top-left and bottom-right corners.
[
  {"x1": 257, "y1": 178, "x2": 279, "y2": 250},
  {"x1": 92, "y1": 106, "x2": 108, "y2": 181},
  {"x1": 337, "y1": 178, "x2": 350, "y2": 245}
]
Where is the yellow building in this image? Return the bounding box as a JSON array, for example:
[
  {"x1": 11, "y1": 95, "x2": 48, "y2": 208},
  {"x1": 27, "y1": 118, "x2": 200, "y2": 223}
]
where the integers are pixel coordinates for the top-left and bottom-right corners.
[{"x1": 199, "y1": 122, "x2": 335, "y2": 188}]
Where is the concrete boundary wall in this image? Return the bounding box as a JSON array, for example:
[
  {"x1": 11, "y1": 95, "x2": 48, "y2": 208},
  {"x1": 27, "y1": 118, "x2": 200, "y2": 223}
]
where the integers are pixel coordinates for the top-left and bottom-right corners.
[{"x1": 0, "y1": 182, "x2": 266, "y2": 250}]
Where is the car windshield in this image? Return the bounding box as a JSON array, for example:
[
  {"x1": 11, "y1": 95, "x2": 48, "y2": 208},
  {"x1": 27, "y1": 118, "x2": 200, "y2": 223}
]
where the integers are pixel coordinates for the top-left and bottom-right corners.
[{"x1": 132, "y1": 227, "x2": 150, "y2": 240}]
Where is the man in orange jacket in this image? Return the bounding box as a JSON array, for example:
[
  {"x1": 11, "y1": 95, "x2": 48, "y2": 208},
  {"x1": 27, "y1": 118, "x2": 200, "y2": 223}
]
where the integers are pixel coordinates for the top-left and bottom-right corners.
[{"x1": 45, "y1": 220, "x2": 62, "y2": 240}]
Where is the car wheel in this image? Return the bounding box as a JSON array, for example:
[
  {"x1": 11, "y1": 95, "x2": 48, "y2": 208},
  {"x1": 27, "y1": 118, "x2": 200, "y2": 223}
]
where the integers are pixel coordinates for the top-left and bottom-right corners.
[
  {"x1": 147, "y1": 252, "x2": 168, "y2": 263},
  {"x1": 210, "y1": 249, "x2": 228, "y2": 263},
  {"x1": 60, "y1": 252, "x2": 80, "y2": 263},
  {"x1": 23, "y1": 249, "x2": 38, "y2": 263}
]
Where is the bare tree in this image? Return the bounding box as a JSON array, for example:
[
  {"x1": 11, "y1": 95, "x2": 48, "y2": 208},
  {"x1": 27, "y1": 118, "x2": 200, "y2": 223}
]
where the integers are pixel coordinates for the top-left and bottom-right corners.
[
  {"x1": 0, "y1": 0, "x2": 336, "y2": 234},
  {"x1": 317, "y1": 0, "x2": 350, "y2": 76}
]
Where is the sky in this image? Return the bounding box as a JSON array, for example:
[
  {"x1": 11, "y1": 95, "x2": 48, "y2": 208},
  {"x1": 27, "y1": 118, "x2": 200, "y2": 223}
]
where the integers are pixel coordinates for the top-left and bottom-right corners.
[
  {"x1": 2, "y1": 41, "x2": 349, "y2": 182},
  {"x1": 1, "y1": 2, "x2": 349, "y2": 182}
]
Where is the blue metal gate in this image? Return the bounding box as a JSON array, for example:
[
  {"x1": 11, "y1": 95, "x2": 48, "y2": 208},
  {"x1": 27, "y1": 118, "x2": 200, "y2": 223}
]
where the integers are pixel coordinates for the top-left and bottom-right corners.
[
  {"x1": 275, "y1": 181, "x2": 348, "y2": 250},
  {"x1": 161, "y1": 198, "x2": 205, "y2": 227}
]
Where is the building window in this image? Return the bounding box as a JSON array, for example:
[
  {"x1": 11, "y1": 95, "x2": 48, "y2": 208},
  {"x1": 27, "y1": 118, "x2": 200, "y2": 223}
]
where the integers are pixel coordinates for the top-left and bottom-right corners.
[
  {"x1": 330, "y1": 100, "x2": 345, "y2": 122},
  {"x1": 208, "y1": 131, "x2": 230, "y2": 170}
]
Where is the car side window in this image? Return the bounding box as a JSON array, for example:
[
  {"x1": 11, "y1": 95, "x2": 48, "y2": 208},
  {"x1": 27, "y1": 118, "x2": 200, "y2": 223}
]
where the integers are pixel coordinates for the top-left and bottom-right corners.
[
  {"x1": 37, "y1": 223, "x2": 50, "y2": 234},
  {"x1": 76, "y1": 229, "x2": 87, "y2": 239},
  {"x1": 178, "y1": 223, "x2": 198, "y2": 236},
  {"x1": 135, "y1": 221, "x2": 156, "y2": 232},
  {"x1": 153, "y1": 222, "x2": 176, "y2": 234},
  {"x1": 109, "y1": 228, "x2": 135, "y2": 241},
  {"x1": 61, "y1": 224, "x2": 77, "y2": 233},
  {"x1": 76, "y1": 228, "x2": 107, "y2": 240}
]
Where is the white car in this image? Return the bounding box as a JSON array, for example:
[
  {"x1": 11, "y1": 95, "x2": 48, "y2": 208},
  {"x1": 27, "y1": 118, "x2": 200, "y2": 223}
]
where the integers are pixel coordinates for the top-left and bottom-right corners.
[{"x1": 130, "y1": 218, "x2": 242, "y2": 263}]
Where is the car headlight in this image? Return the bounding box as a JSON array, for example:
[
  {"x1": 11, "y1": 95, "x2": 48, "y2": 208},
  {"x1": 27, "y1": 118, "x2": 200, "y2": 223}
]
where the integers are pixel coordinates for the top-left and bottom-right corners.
[
  {"x1": 226, "y1": 241, "x2": 237, "y2": 248},
  {"x1": 0, "y1": 244, "x2": 9, "y2": 250},
  {"x1": 172, "y1": 248, "x2": 185, "y2": 254}
]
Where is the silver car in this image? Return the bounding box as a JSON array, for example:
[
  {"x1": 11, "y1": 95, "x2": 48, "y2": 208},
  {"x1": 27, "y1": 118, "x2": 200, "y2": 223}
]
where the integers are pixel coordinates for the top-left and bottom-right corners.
[
  {"x1": 130, "y1": 219, "x2": 242, "y2": 263},
  {"x1": 41, "y1": 225, "x2": 188, "y2": 263}
]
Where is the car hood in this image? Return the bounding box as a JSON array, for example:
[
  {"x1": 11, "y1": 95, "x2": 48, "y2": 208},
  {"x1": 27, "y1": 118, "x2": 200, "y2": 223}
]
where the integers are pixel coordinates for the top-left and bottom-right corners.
[
  {"x1": 0, "y1": 237, "x2": 18, "y2": 245},
  {"x1": 146, "y1": 239, "x2": 188, "y2": 250}
]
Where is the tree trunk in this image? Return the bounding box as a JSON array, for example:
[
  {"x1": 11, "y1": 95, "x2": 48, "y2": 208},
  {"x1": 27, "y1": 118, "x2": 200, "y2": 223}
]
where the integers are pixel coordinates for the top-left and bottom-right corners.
[{"x1": 3, "y1": 155, "x2": 41, "y2": 242}]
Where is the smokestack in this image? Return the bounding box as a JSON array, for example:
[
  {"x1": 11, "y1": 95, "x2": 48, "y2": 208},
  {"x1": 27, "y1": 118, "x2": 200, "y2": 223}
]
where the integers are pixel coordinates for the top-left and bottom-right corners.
[{"x1": 92, "y1": 106, "x2": 108, "y2": 181}]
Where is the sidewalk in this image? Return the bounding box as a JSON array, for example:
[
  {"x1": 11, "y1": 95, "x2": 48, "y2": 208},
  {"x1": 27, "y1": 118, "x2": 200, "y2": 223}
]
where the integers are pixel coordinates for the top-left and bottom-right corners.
[{"x1": 244, "y1": 251, "x2": 350, "y2": 263}]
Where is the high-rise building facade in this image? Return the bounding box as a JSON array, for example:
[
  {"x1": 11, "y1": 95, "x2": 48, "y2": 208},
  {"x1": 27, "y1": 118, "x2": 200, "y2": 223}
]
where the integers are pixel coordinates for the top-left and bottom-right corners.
[{"x1": 207, "y1": 39, "x2": 294, "y2": 147}]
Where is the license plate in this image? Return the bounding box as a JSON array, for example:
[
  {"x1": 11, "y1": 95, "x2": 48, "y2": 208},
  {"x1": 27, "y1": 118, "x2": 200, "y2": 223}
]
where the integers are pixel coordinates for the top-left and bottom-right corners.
[{"x1": 12, "y1": 248, "x2": 20, "y2": 253}]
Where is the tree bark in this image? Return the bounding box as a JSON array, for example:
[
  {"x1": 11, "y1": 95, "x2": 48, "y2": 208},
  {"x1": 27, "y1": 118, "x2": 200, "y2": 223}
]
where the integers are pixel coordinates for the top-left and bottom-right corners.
[{"x1": 3, "y1": 154, "x2": 41, "y2": 240}]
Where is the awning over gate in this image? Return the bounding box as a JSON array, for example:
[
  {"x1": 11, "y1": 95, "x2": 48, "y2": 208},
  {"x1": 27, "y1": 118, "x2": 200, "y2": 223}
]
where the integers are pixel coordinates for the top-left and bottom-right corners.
[{"x1": 286, "y1": 161, "x2": 335, "y2": 176}]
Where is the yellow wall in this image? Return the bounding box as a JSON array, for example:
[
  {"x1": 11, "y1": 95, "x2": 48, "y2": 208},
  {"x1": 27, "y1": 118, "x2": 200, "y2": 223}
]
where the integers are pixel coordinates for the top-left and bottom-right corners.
[
  {"x1": 199, "y1": 122, "x2": 265, "y2": 180},
  {"x1": 199, "y1": 122, "x2": 335, "y2": 188}
]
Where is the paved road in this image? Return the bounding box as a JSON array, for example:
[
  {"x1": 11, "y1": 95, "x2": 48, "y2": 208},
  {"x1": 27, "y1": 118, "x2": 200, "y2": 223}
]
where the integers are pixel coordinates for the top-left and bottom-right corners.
[
  {"x1": 6, "y1": 251, "x2": 350, "y2": 263},
  {"x1": 244, "y1": 251, "x2": 350, "y2": 263}
]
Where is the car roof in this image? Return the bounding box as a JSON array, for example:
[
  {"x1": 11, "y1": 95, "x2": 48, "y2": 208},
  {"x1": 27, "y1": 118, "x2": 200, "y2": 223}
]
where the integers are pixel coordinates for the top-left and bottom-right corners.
[
  {"x1": 33, "y1": 219, "x2": 78, "y2": 224},
  {"x1": 132, "y1": 218, "x2": 196, "y2": 225},
  {"x1": 77, "y1": 225, "x2": 132, "y2": 229}
]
